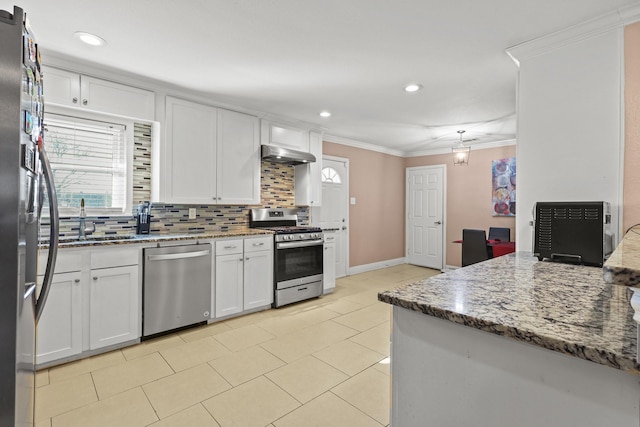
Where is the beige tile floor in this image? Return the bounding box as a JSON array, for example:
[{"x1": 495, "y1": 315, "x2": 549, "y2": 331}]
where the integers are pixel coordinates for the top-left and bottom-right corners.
[{"x1": 35, "y1": 264, "x2": 439, "y2": 427}]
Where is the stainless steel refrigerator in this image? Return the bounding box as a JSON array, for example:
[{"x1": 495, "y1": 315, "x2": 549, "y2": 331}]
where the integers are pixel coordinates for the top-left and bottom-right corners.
[{"x1": 0, "y1": 6, "x2": 59, "y2": 427}]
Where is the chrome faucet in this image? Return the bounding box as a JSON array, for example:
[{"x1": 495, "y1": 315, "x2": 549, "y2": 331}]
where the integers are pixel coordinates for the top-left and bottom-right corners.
[{"x1": 78, "y1": 198, "x2": 95, "y2": 240}]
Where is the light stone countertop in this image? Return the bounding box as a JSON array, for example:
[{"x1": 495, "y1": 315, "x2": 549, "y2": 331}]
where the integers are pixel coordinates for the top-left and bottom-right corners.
[
  {"x1": 603, "y1": 226, "x2": 640, "y2": 286},
  {"x1": 379, "y1": 252, "x2": 640, "y2": 375},
  {"x1": 42, "y1": 228, "x2": 273, "y2": 249}
]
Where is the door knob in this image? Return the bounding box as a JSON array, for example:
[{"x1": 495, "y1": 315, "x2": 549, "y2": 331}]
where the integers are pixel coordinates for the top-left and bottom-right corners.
[
  {"x1": 434, "y1": 221, "x2": 442, "y2": 225},
  {"x1": 342, "y1": 226, "x2": 347, "y2": 230}
]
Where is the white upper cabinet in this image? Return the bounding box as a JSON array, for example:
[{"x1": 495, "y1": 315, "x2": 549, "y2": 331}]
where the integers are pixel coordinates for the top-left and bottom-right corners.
[
  {"x1": 43, "y1": 67, "x2": 155, "y2": 120},
  {"x1": 164, "y1": 96, "x2": 218, "y2": 204},
  {"x1": 162, "y1": 96, "x2": 260, "y2": 205},
  {"x1": 261, "y1": 120, "x2": 310, "y2": 152},
  {"x1": 217, "y1": 108, "x2": 260, "y2": 204},
  {"x1": 295, "y1": 131, "x2": 323, "y2": 206}
]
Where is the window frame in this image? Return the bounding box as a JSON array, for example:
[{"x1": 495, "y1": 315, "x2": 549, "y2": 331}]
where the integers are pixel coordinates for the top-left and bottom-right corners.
[
  {"x1": 321, "y1": 166, "x2": 342, "y2": 184},
  {"x1": 44, "y1": 106, "x2": 135, "y2": 217}
]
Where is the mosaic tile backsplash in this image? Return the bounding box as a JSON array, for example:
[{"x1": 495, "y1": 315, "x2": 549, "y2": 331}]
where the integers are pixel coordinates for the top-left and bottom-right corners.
[{"x1": 48, "y1": 161, "x2": 309, "y2": 239}]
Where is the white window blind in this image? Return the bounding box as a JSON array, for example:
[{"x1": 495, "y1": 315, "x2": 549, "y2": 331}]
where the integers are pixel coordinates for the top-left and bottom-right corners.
[{"x1": 44, "y1": 113, "x2": 127, "y2": 214}]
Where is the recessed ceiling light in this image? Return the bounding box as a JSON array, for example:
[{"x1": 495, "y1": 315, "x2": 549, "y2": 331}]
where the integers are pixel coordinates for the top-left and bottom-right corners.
[
  {"x1": 404, "y1": 84, "x2": 423, "y2": 93},
  {"x1": 319, "y1": 111, "x2": 331, "y2": 118},
  {"x1": 74, "y1": 31, "x2": 106, "y2": 47}
]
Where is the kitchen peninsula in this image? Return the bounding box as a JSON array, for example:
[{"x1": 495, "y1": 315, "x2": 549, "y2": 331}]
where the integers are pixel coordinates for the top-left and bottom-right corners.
[{"x1": 379, "y1": 253, "x2": 640, "y2": 427}]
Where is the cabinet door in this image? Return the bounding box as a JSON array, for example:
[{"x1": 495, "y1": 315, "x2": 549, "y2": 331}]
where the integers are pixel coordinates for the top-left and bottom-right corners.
[
  {"x1": 164, "y1": 97, "x2": 217, "y2": 204},
  {"x1": 217, "y1": 109, "x2": 260, "y2": 204},
  {"x1": 36, "y1": 272, "x2": 82, "y2": 365},
  {"x1": 89, "y1": 265, "x2": 139, "y2": 350},
  {"x1": 81, "y1": 76, "x2": 155, "y2": 120},
  {"x1": 42, "y1": 67, "x2": 81, "y2": 107},
  {"x1": 244, "y1": 250, "x2": 273, "y2": 310},
  {"x1": 323, "y1": 235, "x2": 336, "y2": 293},
  {"x1": 295, "y1": 130, "x2": 323, "y2": 206},
  {"x1": 261, "y1": 121, "x2": 310, "y2": 151},
  {"x1": 215, "y1": 253, "x2": 244, "y2": 318}
]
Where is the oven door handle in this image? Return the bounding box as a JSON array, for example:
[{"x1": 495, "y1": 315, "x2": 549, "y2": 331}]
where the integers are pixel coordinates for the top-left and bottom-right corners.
[{"x1": 277, "y1": 239, "x2": 324, "y2": 249}]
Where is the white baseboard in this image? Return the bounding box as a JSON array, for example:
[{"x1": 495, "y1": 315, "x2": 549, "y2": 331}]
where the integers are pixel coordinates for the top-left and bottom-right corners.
[
  {"x1": 347, "y1": 258, "x2": 407, "y2": 275},
  {"x1": 443, "y1": 265, "x2": 459, "y2": 272}
]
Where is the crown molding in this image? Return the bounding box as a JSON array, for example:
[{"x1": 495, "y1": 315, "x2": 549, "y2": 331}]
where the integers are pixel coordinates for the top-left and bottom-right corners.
[
  {"x1": 404, "y1": 139, "x2": 516, "y2": 158},
  {"x1": 324, "y1": 134, "x2": 516, "y2": 158},
  {"x1": 506, "y1": 3, "x2": 640, "y2": 64},
  {"x1": 323, "y1": 134, "x2": 406, "y2": 157}
]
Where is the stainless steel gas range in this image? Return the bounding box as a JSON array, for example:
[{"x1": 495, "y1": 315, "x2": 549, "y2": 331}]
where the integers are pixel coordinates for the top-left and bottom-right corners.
[{"x1": 250, "y1": 208, "x2": 323, "y2": 307}]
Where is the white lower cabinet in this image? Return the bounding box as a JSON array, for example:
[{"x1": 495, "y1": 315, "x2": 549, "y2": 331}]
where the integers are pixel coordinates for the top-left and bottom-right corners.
[
  {"x1": 36, "y1": 245, "x2": 141, "y2": 366},
  {"x1": 215, "y1": 236, "x2": 273, "y2": 319},
  {"x1": 323, "y1": 232, "x2": 336, "y2": 293},
  {"x1": 215, "y1": 240, "x2": 244, "y2": 318},
  {"x1": 36, "y1": 271, "x2": 82, "y2": 365},
  {"x1": 243, "y1": 238, "x2": 273, "y2": 310},
  {"x1": 89, "y1": 265, "x2": 139, "y2": 350}
]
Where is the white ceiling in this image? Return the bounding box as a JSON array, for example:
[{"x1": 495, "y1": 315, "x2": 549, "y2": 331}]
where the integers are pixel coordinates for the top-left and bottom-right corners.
[{"x1": 4, "y1": 0, "x2": 638, "y2": 154}]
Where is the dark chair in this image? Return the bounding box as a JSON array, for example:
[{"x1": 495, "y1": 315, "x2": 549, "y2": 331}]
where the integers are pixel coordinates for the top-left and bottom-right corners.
[
  {"x1": 462, "y1": 229, "x2": 490, "y2": 267},
  {"x1": 488, "y1": 227, "x2": 510, "y2": 242}
]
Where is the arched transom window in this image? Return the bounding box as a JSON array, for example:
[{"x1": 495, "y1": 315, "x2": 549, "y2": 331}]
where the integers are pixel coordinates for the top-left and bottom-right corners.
[{"x1": 321, "y1": 167, "x2": 342, "y2": 184}]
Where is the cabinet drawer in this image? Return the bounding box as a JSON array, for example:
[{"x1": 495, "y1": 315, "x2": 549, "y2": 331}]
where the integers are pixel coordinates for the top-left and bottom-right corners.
[
  {"x1": 244, "y1": 236, "x2": 273, "y2": 253},
  {"x1": 39, "y1": 250, "x2": 82, "y2": 274},
  {"x1": 216, "y1": 239, "x2": 243, "y2": 255},
  {"x1": 91, "y1": 247, "x2": 139, "y2": 269}
]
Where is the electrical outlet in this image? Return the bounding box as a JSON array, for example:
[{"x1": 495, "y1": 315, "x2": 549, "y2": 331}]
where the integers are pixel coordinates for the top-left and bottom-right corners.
[{"x1": 188, "y1": 208, "x2": 197, "y2": 219}]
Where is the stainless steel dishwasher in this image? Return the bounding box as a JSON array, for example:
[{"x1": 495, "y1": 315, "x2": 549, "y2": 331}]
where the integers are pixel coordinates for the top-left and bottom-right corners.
[{"x1": 143, "y1": 243, "x2": 212, "y2": 337}]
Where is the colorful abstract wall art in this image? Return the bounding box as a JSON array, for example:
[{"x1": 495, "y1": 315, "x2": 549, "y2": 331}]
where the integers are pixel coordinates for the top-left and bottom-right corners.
[{"x1": 492, "y1": 157, "x2": 516, "y2": 216}]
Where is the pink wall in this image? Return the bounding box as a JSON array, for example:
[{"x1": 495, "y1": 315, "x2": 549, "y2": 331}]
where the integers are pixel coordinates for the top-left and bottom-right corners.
[
  {"x1": 624, "y1": 22, "x2": 640, "y2": 232},
  {"x1": 406, "y1": 145, "x2": 516, "y2": 267},
  {"x1": 323, "y1": 142, "x2": 406, "y2": 267},
  {"x1": 323, "y1": 141, "x2": 516, "y2": 268},
  {"x1": 323, "y1": 21, "x2": 638, "y2": 269}
]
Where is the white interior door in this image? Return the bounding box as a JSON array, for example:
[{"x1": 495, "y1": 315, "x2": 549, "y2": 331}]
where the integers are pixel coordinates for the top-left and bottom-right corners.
[
  {"x1": 406, "y1": 165, "x2": 445, "y2": 269},
  {"x1": 318, "y1": 157, "x2": 348, "y2": 278}
]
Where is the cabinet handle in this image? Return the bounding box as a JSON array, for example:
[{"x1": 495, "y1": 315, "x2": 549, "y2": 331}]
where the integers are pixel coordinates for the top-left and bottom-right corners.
[
  {"x1": 224, "y1": 245, "x2": 237, "y2": 249},
  {"x1": 239, "y1": 258, "x2": 244, "y2": 262},
  {"x1": 246, "y1": 257, "x2": 250, "y2": 260},
  {"x1": 74, "y1": 279, "x2": 80, "y2": 283},
  {"x1": 253, "y1": 242, "x2": 264, "y2": 246},
  {"x1": 72, "y1": 97, "x2": 78, "y2": 103},
  {"x1": 93, "y1": 276, "x2": 98, "y2": 281},
  {"x1": 82, "y1": 99, "x2": 88, "y2": 106}
]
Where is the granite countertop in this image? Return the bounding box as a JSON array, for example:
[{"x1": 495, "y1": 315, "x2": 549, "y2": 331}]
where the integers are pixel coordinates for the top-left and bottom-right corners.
[
  {"x1": 379, "y1": 252, "x2": 640, "y2": 375},
  {"x1": 603, "y1": 226, "x2": 640, "y2": 286},
  {"x1": 43, "y1": 228, "x2": 273, "y2": 249}
]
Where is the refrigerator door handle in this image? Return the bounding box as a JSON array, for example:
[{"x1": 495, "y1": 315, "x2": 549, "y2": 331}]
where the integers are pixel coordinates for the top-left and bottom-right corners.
[
  {"x1": 35, "y1": 147, "x2": 59, "y2": 323},
  {"x1": 24, "y1": 282, "x2": 36, "y2": 299}
]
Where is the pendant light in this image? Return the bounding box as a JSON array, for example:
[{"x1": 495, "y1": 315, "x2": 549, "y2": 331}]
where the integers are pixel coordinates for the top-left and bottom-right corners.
[{"x1": 452, "y1": 130, "x2": 470, "y2": 165}]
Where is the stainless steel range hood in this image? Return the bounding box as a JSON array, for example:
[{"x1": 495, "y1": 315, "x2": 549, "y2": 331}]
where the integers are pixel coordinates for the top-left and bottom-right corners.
[{"x1": 261, "y1": 144, "x2": 316, "y2": 165}]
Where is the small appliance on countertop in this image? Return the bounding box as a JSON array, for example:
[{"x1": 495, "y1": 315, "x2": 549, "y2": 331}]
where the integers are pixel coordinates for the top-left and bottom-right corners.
[
  {"x1": 136, "y1": 201, "x2": 151, "y2": 234},
  {"x1": 533, "y1": 201, "x2": 614, "y2": 267}
]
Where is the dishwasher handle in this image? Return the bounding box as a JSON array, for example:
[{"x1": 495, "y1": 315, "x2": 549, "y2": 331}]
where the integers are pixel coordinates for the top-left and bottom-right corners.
[{"x1": 147, "y1": 249, "x2": 211, "y2": 262}]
